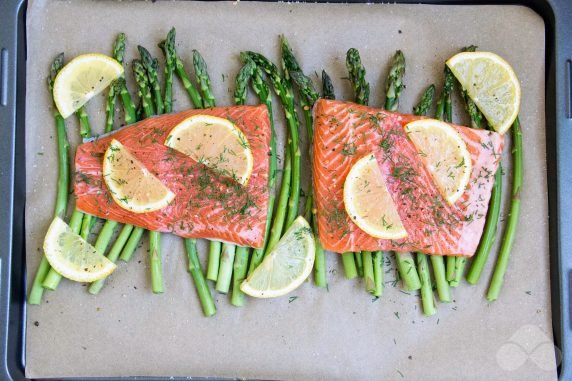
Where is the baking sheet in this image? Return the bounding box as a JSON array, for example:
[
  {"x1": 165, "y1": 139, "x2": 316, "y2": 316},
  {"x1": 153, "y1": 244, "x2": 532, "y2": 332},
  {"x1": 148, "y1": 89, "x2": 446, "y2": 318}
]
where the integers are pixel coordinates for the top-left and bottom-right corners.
[{"x1": 24, "y1": 0, "x2": 554, "y2": 379}]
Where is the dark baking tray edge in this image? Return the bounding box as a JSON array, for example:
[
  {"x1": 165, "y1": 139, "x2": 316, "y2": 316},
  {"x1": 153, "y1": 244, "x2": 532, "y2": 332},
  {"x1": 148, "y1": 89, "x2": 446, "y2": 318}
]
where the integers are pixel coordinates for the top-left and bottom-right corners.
[{"x1": 0, "y1": 0, "x2": 570, "y2": 380}]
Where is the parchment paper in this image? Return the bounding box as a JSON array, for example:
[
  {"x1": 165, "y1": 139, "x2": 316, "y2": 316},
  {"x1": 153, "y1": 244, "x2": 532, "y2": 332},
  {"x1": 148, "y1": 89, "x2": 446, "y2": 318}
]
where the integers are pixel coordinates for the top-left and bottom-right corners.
[{"x1": 25, "y1": 1, "x2": 554, "y2": 379}]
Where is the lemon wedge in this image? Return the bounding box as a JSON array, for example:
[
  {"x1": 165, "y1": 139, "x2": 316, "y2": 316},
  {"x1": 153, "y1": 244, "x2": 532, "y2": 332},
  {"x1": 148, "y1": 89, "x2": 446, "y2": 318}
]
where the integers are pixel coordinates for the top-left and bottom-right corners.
[
  {"x1": 240, "y1": 216, "x2": 315, "y2": 298},
  {"x1": 103, "y1": 139, "x2": 175, "y2": 213},
  {"x1": 165, "y1": 115, "x2": 254, "y2": 185},
  {"x1": 405, "y1": 119, "x2": 472, "y2": 205},
  {"x1": 344, "y1": 154, "x2": 407, "y2": 240},
  {"x1": 446, "y1": 51, "x2": 520, "y2": 134},
  {"x1": 53, "y1": 53, "x2": 123, "y2": 118},
  {"x1": 43, "y1": 216, "x2": 116, "y2": 282}
]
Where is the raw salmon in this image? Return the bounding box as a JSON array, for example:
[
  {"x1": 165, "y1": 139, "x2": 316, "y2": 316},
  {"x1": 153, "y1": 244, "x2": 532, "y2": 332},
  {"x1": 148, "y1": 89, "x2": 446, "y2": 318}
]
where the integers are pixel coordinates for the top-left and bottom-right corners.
[
  {"x1": 74, "y1": 106, "x2": 270, "y2": 248},
  {"x1": 313, "y1": 99, "x2": 504, "y2": 256}
]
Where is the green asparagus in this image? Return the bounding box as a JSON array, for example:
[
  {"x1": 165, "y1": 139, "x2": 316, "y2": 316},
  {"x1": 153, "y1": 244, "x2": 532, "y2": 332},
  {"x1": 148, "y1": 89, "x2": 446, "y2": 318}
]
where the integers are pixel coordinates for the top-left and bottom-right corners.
[
  {"x1": 185, "y1": 239, "x2": 216, "y2": 316},
  {"x1": 487, "y1": 117, "x2": 522, "y2": 301},
  {"x1": 280, "y1": 37, "x2": 326, "y2": 288},
  {"x1": 193, "y1": 50, "x2": 216, "y2": 108},
  {"x1": 429, "y1": 76, "x2": 454, "y2": 302},
  {"x1": 384, "y1": 50, "x2": 405, "y2": 112},
  {"x1": 413, "y1": 84, "x2": 437, "y2": 315},
  {"x1": 321, "y1": 70, "x2": 335, "y2": 100},
  {"x1": 245, "y1": 51, "x2": 301, "y2": 232},
  {"x1": 133, "y1": 56, "x2": 164, "y2": 293},
  {"x1": 159, "y1": 28, "x2": 176, "y2": 114},
  {"x1": 28, "y1": 53, "x2": 70, "y2": 304},
  {"x1": 138, "y1": 45, "x2": 164, "y2": 115}
]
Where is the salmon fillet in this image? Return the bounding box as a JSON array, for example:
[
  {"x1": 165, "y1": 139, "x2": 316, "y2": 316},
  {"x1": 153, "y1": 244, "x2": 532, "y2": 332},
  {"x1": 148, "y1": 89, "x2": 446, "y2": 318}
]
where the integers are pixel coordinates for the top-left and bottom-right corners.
[
  {"x1": 74, "y1": 105, "x2": 270, "y2": 248},
  {"x1": 313, "y1": 99, "x2": 504, "y2": 256}
]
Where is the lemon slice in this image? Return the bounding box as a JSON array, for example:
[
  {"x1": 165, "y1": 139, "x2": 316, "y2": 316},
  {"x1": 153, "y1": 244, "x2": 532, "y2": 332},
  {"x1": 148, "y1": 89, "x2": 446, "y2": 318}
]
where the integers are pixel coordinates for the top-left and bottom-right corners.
[
  {"x1": 53, "y1": 54, "x2": 124, "y2": 119},
  {"x1": 404, "y1": 119, "x2": 472, "y2": 205},
  {"x1": 446, "y1": 51, "x2": 520, "y2": 134},
  {"x1": 44, "y1": 216, "x2": 116, "y2": 282},
  {"x1": 344, "y1": 154, "x2": 407, "y2": 240},
  {"x1": 240, "y1": 216, "x2": 315, "y2": 298},
  {"x1": 103, "y1": 139, "x2": 175, "y2": 213},
  {"x1": 165, "y1": 115, "x2": 253, "y2": 185}
]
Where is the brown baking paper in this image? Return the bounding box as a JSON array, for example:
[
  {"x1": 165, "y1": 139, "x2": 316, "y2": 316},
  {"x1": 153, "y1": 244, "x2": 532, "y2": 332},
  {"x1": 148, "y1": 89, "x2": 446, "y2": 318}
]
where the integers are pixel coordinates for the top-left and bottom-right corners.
[{"x1": 25, "y1": 1, "x2": 555, "y2": 379}]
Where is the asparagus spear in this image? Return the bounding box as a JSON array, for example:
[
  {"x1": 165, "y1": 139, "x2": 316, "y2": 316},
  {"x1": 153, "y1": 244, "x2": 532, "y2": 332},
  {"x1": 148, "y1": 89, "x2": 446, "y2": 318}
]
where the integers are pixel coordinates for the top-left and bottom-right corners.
[
  {"x1": 193, "y1": 50, "x2": 216, "y2": 108},
  {"x1": 341, "y1": 252, "x2": 358, "y2": 279},
  {"x1": 76, "y1": 104, "x2": 97, "y2": 244},
  {"x1": 216, "y1": 243, "x2": 236, "y2": 294},
  {"x1": 89, "y1": 33, "x2": 142, "y2": 294},
  {"x1": 159, "y1": 28, "x2": 176, "y2": 114},
  {"x1": 184, "y1": 233, "x2": 217, "y2": 314},
  {"x1": 322, "y1": 70, "x2": 356, "y2": 280},
  {"x1": 119, "y1": 226, "x2": 144, "y2": 261},
  {"x1": 342, "y1": 48, "x2": 365, "y2": 279},
  {"x1": 465, "y1": 168, "x2": 502, "y2": 285},
  {"x1": 263, "y1": 136, "x2": 292, "y2": 260},
  {"x1": 185, "y1": 239, "x2": 216, "y2": 316},
  {"x1": 170, "y1": 30, "x2": 204, "y2": 110},
  {"x1": 133, "y1": 57, "x2": 163, "y2": 294},
  {"x1": 43, "y1": 76, "x2": 103, "y2": 291},
  {"x1": 436, "y1": 65, "x2": 460, "y2": 284},
  {"x1": 311, "y1": 71, "x2": 337, "y2": 287},
  {"x1": 112, "y1": 35, "x2": 136, "y2": 126},
  {"x1": 384, "y1": 50, "x2": 406, "y2": 112},
  {"x1": 244, "y1": 51, "x2": 301, "y2": 261},
  {"x1": 105, "y1": 33, "x2": 126, "y2": 133},
  {"x1": 234, "y1": 56, "x2": 256, "y2": 106},
  {"x1": 138, "y1": 45, "x2": 164, "y2": 115},
  {"x1": 28, "y1": 54, "x2": 70, "y2": 304},
  {"x1": 165, "y1": 31, "x2": 221, "y2": 286},
  {"x1": 321, "y1": 70, "x2": 335, "y2": 100},
  {"x1": 234, "y1": 58, "x2": 279, "y2": 275},
  {"x1": 149, "y1": 231, "x2": 163, "y2": 294},
  {"x1": 429, "y1": 75, "x2": 454, "y2": 303},
  {"x1": 89, "y1": 224, "x2": 134, "y2": 294},
  {"x1": 159, "y1": 31, "x2": 216, "y2": 309},
  {"x1": 346, "y1": 48, "x2": 370, "y2": 105},
  {"x1": 76, "y1": 105, "x2": 92, "y2": 140},
  {"x1": 207, "y1": 58, "x2": 255, "y2": 283},
  {"x1": 447, "y1": 46, "x2": 492, "y2": 287},
  {"x1": 354, "y1": 251, "x2": 364, "y2": 277},
  {"x1": 362, "y1": 251, "x2": 375, "y2": 294},
  {"x1": 413, "y1": 84, "x2": 437, "y2": 315},
  {"x1": 173, "y1": 46, "x2": 219, "y2": 312},
  {"x1": 117, "y1": 77, "x2": 137, "y2": 125},
  {"x1": 43, "y1": 35, "x2": 137, "y2": 293},
  {"x1": 372, "y1": 251, "x2": 383, "y2": 297},
  {"x1": 206, "y1": 241, "x2": 222, "y2": 281},
  {"x1": 105, "y1": 81, "x2": 119, "y2": 134},
  {"x1": 458, "y1": 45, "x2": 502, "y2": 286},
  {"x1": 230, "y1": 57, "x2": 262, "y2": 304},
  {"x1": 133, "y1": 59, "x2": 155, "y2": 117},
  {"x1": 382, "y1": 50, "x2": 422, "y2": 292},
  {"x1": 417, "y1": 252, "x2": 436, "y2": 316},
  {"x1": 413, "y1": 84, "x2": 435, "y2": 117},
  {"x1": 231, "y1": 246, "x2": 250, "y2": 306},
  {"x1": 280, "y1": 37, "x2": 326, "y2": 288},
  {"x1": 245, "y1": 51, "x2": 301, "y2": 232},
  {"x1": 192, "y1": 49, "x2": 233, "y2": 291},
  {"x1": 435, "y1": 65, "x2": 454, "y2": 122},
  {"x1": 487, "y1": 117, "x2": 522, "y2": 301}
]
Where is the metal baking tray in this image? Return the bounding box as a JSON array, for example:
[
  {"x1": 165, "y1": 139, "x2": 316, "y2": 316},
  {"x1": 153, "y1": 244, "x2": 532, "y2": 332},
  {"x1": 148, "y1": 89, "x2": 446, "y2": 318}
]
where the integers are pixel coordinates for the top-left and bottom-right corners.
[{"x1": 1, "y1": 0, "x2": 570, "y2": 379}]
